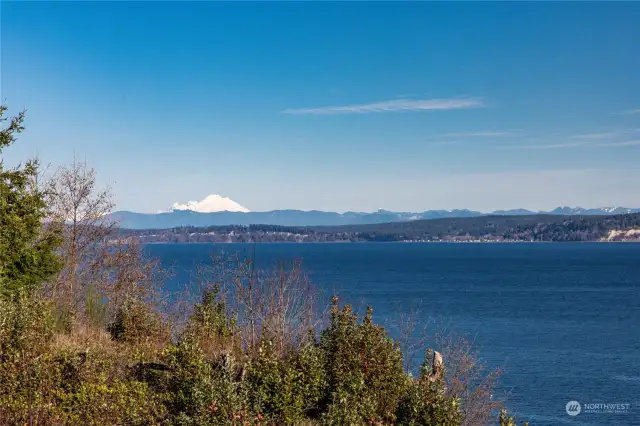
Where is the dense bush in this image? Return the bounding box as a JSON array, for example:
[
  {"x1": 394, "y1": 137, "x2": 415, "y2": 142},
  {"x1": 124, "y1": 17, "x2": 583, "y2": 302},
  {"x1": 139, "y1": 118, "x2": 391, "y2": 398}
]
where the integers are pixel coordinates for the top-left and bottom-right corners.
[
  {"x1": 0, "y1": 263, "x2": 528, "y2": 426},
  {"x1": 0, "y1": 292, "x2": 56, "y2": 424},
  {"x1": 107, "y1": 299, "x2": 169, "y2": 345},
  {"x1": 320, "y1": 302, "x2": 408, "y2": 424},
  {"x1": 396, "y1": 350, "x2": 462, "y2": 426},
  {"x1": 0, "y1": 251, "x2": 527, "y2": 426}
]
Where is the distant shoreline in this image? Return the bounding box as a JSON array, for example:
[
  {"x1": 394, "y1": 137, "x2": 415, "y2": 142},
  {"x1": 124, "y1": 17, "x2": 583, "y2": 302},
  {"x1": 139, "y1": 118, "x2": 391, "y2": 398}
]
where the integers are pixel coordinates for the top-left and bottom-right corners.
[
  {"x1": 116, "y1": 212, "x2": 640, "y2": 244},
  {"x1": 135, "y1": 240, "x2": 640, "y2": 245}
]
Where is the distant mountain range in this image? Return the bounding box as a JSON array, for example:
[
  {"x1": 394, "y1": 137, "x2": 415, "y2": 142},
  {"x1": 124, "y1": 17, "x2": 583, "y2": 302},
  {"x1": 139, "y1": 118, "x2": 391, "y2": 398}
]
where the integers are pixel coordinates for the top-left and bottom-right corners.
[{"x1": 107, "y1": 206, "x2": 640, "y2": 229}]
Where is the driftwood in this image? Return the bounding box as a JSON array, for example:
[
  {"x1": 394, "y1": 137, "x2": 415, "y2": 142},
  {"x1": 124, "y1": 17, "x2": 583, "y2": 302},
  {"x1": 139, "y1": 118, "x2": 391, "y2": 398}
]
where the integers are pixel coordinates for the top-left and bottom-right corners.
[{"x1": 427, "y1": 350, "x2": 444, "y2": 383}]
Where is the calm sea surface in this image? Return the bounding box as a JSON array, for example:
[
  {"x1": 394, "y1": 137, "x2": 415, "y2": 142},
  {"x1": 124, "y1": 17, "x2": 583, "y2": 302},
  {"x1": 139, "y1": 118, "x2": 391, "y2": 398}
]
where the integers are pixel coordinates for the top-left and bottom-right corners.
[{"x1": 145, "y1": 243, "x2": 640, "y2": 426}]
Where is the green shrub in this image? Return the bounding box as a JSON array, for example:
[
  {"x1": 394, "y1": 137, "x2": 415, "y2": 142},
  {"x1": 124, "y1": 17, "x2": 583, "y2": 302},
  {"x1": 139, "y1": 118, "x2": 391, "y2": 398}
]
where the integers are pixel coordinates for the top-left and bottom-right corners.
[
  {"x1": 53, "y1": 379, "x2": 166, "y2": 425},
  {"x1": 84, "y1": 284, "x2": 108, "y2": 328},
  {"x1": 0, "y1": 353, "x2": 58, "y2": 425},
  {"x1": 396, "y1": 351, "x2": 462, "y2": 426},
  {"x1": 162, "y1": 338, "x2": 253, "y2": 425},
  {"x1": 245, "y1": 338, "x2": 326, "y2": 424},
  {"x1": 319, "y1": 300, "x2": 408, "y2": 424},
  {"x1": 107, "y1": 299, "x2": 168, "y2": 345},
  {"x1": 290, "y1": 337, "x2": 328, "y2": 417},
  {"x1": 0, "y1": 295, "x2": 58, "y2": 425},
  {"x1": 0, "y1": 291, "x2": 54, "y2": 357},
  {"x1": 182, "y1": 286, "x2": 240, "y2": 358}
]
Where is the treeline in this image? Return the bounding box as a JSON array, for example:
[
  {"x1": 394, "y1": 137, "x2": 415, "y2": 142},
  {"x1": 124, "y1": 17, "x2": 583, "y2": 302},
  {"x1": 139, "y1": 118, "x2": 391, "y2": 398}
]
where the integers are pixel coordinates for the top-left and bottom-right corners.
[
  {"x1": 503, "y1": 213, "x2": 640, "y2": 241},
  {"x1": 118, "y1": 213, "x2": 640, "y2": 243},
  {"x1": 0, "y1": 106, "x2": 528, "y2": 425},
  {"x1": 336, "y1": 213, "x2": 640, "y2": 242},
  {"x1": 118, "y1": 224, "x2": 356, "y2": 243}
]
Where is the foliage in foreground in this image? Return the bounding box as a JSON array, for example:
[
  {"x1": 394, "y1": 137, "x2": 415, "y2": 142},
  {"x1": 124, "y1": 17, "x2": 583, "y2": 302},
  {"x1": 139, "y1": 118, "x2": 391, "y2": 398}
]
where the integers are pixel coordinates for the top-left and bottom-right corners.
[{"x1": 0, "y1": 288, "x2": 528, "y2": 425}]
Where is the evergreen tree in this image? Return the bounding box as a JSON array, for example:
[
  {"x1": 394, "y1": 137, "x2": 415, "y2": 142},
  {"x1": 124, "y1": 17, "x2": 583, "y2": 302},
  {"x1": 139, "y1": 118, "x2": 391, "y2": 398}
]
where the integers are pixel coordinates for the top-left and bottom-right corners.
[{"x1": 0, "y1": 105, "x2": 61, "y2": 297}]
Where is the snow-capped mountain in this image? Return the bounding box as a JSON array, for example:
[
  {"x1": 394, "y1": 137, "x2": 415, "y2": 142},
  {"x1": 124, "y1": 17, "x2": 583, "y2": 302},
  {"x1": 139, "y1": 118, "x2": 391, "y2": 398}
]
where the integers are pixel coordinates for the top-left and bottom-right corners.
[
  {"x1": 548, "y1": 206, "x2": 640, "y2": 216},
  {"x1": 160, "y1": 194, "x2": 250, "y2": 213}
]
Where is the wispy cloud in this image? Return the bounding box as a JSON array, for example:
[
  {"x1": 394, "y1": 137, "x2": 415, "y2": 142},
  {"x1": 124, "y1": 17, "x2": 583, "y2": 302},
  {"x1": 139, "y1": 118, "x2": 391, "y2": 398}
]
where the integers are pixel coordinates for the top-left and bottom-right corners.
[
  {"x1": 598, "y1": 140, "x2": 640, "y2": 147},
  {"x1": 616, "y1": 109, "x2": 640, "y2": 115},
  {"x1": 572, "y1": 132, "x2": 617, "y2": 140},
  {"x1": 511, "y1": 142, "x2": 585, "y2": 150},
  {"x1": 281, "y1": 98, "x2": 482, "y2": 115},
  {"x1": 510, "y1": 139, "x2": 640, "y2": 149},
  {"x1": 440, "y1": 130, "x2": 519, "y2": 138}
]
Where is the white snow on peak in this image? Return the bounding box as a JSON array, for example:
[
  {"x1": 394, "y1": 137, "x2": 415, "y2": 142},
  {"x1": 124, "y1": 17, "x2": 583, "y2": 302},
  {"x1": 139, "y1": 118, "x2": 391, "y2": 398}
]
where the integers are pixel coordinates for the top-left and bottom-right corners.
[{"x1": 165, "y1": 194, "x2": 250, "y2": 213}]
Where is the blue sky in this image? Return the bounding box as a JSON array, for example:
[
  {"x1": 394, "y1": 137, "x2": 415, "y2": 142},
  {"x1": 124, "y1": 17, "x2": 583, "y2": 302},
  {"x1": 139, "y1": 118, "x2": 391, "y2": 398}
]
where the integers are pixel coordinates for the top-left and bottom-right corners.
[{"x1": 2, "y1": 1, "x2": 640, "y2": 213}]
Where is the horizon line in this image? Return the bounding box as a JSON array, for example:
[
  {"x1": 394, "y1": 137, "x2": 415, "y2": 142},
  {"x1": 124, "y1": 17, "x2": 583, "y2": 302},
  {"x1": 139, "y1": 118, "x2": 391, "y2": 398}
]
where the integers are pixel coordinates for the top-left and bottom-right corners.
[{"x1": 111, "y1": 206, "x2": 639, "y2": 215}]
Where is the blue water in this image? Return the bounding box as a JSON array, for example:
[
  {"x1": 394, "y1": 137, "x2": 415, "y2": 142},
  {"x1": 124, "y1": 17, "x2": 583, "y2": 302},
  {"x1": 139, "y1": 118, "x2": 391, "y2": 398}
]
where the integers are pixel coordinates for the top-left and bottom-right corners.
[{"x1": 146, "y1": 243, "x2": 640, "y2": 425}]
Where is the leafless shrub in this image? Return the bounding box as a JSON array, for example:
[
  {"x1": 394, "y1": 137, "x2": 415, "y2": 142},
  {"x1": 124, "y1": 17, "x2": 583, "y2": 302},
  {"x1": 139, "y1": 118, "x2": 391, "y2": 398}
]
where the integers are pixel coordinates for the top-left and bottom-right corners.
[
  {"x1": 44, "y1": 158, "x2": 170, "y2": 334},
  {"x1": 385, "y1": 303, "x2": 433, "y2": 372},
  {"x1": 44, "y1": 158, "x2": 115, "y2": 309},
  {"x1": 435, "y1": 328, "x2": 503, "y2": 426},
  {"x1": 93, "y1": 239, "x2": 169, "y2": 318},
  {"x1": 186, "y1": 250, "x2": 326, "y2": 357},
  {"x1": 387, "y1": 308, "x2": 504, "y2": 426}
]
